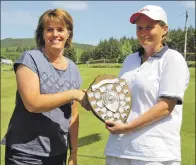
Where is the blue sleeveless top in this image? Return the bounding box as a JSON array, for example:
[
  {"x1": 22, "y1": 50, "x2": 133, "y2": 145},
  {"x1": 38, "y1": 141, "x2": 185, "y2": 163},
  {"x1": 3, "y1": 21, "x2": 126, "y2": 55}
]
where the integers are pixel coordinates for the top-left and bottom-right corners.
[{"x1": 1, "y1": 49, "x2": 82, "y2": 157}]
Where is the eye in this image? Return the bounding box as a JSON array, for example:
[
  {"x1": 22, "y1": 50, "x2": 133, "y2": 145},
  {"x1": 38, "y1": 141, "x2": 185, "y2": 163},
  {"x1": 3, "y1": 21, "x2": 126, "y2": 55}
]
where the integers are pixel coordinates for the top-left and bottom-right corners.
[
  {"x1": 46, "y1": 28, "x2": 53, "y2": 32},
  {"x1": 57, "y1": 28, "x2": 65, "y2": 32},
  {"x1": 146, "y1": 26, "x2": 153, "y2": 30},
  {"x1": 136, "y1": 26, "x2": 142, "y2": 31}
]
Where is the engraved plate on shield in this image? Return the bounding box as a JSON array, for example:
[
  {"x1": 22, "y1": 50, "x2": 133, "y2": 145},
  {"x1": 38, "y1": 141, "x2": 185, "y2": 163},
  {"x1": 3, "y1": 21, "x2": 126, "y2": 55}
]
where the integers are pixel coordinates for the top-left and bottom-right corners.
[{"x1": 87, "y1": 75, "x2": 132, "y2": 123}]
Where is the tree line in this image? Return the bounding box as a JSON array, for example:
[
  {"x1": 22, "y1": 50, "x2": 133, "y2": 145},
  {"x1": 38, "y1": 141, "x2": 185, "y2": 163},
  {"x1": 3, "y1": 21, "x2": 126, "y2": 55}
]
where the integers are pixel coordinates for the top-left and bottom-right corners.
[
  {"x1": 2, "y1": 26, "x2": 195, "y2": 63},
  {"x1": 80, "y1": 26, "x2": 195, "y2": 63}
]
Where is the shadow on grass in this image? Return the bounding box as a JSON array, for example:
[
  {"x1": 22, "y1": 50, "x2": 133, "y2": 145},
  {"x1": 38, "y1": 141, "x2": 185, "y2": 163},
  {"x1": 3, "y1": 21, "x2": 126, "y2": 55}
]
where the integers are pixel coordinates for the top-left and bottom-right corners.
[
  {"x1": 68, "y1": 133, "x2": 105, "y2": 159},
  {"x1": 78, "y1": 133, "x2": 101, "y2": 147},
  {"x1": 77, "y1": 154, "x2": 105, "y2": 159}
]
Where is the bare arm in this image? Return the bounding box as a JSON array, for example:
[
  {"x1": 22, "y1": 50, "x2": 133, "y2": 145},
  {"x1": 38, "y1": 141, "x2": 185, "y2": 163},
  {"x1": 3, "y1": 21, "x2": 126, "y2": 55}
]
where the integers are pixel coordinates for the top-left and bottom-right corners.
[
  {"x1": 69, "y1": 101, "x2": 79, "y2": 154},
  {"x1": 67, "y1": 101, "x2": 79, "y2": 165},
  {"x1": 106, "y1": 98, "x2": 177, "y2": 134},
  {"x1": 16, "y1": 64, "x2": 84, "y2": 113},
  {"x1": 126, "y1": 98, "x2": 177, "y2": 130}
]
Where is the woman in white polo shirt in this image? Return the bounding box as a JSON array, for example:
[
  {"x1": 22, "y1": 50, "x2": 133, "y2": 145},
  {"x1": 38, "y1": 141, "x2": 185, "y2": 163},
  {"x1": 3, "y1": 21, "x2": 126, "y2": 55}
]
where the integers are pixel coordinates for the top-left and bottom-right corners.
[{"x1": 104, "y1": 5, "x2": 190, "y2": 165}]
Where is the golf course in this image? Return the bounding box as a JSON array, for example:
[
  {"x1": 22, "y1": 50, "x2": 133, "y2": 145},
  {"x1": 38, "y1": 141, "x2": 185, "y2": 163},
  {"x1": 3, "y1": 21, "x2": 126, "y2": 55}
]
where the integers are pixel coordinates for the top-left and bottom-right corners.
[{"x1": 1, "y1": 65, "x2": 195, "y2": 165}]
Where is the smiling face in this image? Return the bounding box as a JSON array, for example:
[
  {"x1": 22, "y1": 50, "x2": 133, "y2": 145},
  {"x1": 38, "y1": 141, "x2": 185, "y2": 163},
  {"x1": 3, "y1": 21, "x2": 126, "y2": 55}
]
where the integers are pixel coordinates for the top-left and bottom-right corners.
[
  {"x1": 35, "y1": 9, "x2": 73, "y2": 49},
  {"x1": 43, "y1": 22, "x2": 69, "y2": 51},
  {"x1": 135, "y1": 14, "x2": 168, "y2": 50}
]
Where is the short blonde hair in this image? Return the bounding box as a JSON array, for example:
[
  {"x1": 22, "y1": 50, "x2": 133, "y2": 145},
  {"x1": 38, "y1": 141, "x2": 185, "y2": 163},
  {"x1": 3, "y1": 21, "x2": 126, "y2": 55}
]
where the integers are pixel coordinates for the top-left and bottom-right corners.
[{"x1": 35, "y1": 8, "x2": 73, "y2": 48}]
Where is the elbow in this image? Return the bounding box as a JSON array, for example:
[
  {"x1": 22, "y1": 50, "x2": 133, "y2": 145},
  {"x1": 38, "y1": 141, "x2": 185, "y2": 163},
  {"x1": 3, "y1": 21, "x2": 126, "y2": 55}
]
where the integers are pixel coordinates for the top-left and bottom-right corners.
[
  {"x1": 163, "y1": 106, "x2": 175, "y2": 116},
  {"x1": 164, "y1": 109, "x2": 171, "y2": 116},
  {"x1": 24, "y1": 102, "x2": 41, "y2": 113},
  {"x1": 161, "y1": 108, "x2": 174, "y2": 119},
  {"x1": 158, "y1": 99, "x2": 176, "y2": 116},
  {"x1": 157, "y1": 107, "x2": 172, "y2": 120},
  {"x1": 19, "y1": 92, "x2": 43, "y2": 113}
]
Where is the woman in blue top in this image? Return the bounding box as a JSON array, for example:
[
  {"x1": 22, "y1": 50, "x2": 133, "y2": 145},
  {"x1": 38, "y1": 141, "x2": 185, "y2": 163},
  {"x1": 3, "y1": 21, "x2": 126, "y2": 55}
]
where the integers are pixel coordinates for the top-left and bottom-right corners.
[{"x1": 2, "y1": 8, "x2": 89, "y2": 165}]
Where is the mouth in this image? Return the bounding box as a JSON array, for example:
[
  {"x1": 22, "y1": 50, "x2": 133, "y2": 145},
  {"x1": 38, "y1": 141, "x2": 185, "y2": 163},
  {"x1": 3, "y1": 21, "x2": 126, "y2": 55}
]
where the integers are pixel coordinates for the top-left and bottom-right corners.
[
  {"x1": 140, "y1": 38, "x2": 151, "y2": 43},
  {"x1": 140, "y1": 36, "x2": 150, "y2": 40},
  {"x1": 50, "y1": 39, "x2": 62, "y2": 44}
]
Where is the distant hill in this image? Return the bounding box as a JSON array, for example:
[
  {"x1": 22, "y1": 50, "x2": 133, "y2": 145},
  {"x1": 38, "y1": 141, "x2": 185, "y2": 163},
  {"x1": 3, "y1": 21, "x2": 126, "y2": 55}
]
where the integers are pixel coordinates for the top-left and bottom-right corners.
[{"x1": 1, "y1": 38, "x2": 95, "y2": 50}]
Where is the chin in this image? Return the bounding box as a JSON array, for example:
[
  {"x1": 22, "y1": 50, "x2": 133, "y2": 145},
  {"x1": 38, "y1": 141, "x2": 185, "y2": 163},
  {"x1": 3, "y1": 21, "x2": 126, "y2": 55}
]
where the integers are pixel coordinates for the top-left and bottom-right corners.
[
  {"x1": 50, "y1": 45, "x2": 64, "y2": 50},
  {"x1": 141, "y1": 42, "x2": 152, "y2": 48}
]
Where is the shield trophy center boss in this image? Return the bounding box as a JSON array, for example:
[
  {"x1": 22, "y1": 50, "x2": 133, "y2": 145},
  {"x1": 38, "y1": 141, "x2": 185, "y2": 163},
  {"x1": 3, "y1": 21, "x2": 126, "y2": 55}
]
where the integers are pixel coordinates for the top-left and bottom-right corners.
[{"x1": 86, "y1": 75, "x2": 132, "y2": 123}]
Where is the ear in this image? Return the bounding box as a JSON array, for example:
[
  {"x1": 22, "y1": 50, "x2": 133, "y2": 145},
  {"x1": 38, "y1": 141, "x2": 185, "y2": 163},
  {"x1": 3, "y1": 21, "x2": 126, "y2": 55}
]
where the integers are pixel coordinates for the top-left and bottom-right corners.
[
  {"x1": 67, "y1": 30, "x2": 71, "y2": 38},
  {"x1": 163, "y1": 25, "x2": 168, "y2": 35}
]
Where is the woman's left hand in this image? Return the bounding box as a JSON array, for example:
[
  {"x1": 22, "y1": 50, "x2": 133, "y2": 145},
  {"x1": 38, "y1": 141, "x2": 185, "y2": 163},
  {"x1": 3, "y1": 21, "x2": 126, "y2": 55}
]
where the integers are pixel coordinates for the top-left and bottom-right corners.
[
  {"x1": 105, "y1": 120, "x2": 129, "y2": 134},
  {"x1": 68, "y1": 153, "x2": 77, "y2": 165}
]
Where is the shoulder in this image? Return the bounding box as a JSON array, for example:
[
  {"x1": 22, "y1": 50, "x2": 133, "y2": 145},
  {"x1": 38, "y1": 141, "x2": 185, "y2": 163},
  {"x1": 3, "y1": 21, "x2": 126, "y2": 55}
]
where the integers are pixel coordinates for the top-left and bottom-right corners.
[
  {"x1": 23, "y1": 49, "x2": 43, "y2": 57},
  {"x1": 164, "y1": 49, "x2": 186, "y2": 62},
  {"x1": 123, "y1": 52, "x2": 139, "y2": 64},
  {"x1": 67, "y1": 58, "x2": 77, "y2": 68},
  {"x1": 67, "y1": 58, "x2": 80, "y2": 72},
  {"x1": 14, "y1": 49, "x2": 42, "y2": 73},
  {"x1": 119, "y1": 52, "x2": 140, "y2": 77},
  {"x1": 15, "y1": 49, "x2": 42, "y2": 63},
  {"x1": 162, "y1": 48, "x2": 189, "y2": 75},
  {"x1": 16, "y1": 49, "x2": 43, "y2": 62}
]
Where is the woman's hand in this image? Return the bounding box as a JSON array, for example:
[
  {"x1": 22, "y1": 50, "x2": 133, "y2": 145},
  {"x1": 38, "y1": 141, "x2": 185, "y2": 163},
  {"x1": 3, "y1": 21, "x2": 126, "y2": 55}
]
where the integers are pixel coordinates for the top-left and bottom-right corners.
[
  {"x1": 68, "y1": 152, "x2": 77, "y2": 165},
  {"x1": 77, "y1": 90, "x2": 92, "y2": 111},
  {"x1": 105, "y1": 120, "x2": 130, "y2": 134},
  {"x1": 75, "y1": 90, "x2": 85, "y2": 102}
]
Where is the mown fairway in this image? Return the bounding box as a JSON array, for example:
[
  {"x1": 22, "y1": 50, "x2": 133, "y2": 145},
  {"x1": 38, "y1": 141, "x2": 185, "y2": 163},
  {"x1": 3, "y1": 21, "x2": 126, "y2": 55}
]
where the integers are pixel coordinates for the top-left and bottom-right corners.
[{"x1": 1, "y1": 65, "x2": 195, "y2": 165}]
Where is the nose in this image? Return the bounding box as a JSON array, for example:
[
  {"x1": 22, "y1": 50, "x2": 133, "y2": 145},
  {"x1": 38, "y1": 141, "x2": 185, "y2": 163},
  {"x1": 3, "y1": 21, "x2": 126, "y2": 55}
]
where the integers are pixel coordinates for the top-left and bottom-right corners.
[
  {"x1": 52, "y1": 29, "x2": 58, "y2": 36},
  {"x1": 139, "y1": 29, "x2": 149, "y2": 36}
]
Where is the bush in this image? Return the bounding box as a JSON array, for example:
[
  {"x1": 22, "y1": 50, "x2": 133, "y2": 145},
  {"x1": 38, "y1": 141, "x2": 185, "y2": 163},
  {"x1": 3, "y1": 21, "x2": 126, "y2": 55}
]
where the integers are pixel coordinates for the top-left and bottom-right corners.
[{"x1": 187, "y1": 61, "x2": 196, "y2": 68}]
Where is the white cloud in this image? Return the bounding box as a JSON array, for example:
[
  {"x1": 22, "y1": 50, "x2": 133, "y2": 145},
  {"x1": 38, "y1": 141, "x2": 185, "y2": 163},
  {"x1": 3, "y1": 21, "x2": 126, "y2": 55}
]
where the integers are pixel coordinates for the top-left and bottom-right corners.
[
  {"x1": 51, "y1": 1, "x2": 88, "y2": 11},
  {"x1": 180, "y1": 1, "x2": 195, "y2": 9}
]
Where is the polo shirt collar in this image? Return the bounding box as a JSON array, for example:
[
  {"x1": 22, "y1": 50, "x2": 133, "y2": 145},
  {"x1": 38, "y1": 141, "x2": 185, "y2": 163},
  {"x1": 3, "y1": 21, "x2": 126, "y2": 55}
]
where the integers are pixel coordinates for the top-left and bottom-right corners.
[
  {"x1": 139, "y1": 46, "x2": 169, "y2": 58},
  {"x1": 152, "y1": 46, "x2": 169, "y2": 58}
]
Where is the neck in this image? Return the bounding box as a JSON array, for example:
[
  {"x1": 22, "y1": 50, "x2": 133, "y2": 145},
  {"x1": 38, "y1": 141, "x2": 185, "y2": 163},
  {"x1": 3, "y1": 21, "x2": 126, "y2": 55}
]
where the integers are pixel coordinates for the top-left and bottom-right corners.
[
  {"x1": 144, "y1": 44, "x2": 163, "y2": 58},
  {"x1": 43, "y1": 47, "x2": 64, "y2": 62}
]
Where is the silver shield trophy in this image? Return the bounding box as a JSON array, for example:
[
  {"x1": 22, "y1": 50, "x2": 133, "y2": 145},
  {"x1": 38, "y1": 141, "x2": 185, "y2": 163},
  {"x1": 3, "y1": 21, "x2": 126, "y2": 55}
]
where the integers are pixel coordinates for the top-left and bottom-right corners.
[{"x1": 87, "y1": 75, "x2": 132, "y2": 123}]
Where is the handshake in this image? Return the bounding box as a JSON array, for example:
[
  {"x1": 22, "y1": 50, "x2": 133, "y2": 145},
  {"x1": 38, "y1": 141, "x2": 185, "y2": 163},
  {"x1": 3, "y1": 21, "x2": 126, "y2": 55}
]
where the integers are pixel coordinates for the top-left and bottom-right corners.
[{"x1": 77, "y1": 75, "x2": 132, "y2": 124}]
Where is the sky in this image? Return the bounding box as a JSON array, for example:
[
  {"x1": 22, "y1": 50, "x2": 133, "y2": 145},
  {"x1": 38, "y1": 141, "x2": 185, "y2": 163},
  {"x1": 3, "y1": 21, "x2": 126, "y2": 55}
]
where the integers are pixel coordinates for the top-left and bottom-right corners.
[{"x1": 1, "y1": 1, "x2": 195, "y2": 46}]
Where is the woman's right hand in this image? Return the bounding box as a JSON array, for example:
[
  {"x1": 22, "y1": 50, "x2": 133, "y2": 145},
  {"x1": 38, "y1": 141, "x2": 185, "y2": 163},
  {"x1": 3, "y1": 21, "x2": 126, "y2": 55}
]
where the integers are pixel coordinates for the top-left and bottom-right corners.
[{"x1": 76, "y1": 90, "x2": 92, "y2": 111}]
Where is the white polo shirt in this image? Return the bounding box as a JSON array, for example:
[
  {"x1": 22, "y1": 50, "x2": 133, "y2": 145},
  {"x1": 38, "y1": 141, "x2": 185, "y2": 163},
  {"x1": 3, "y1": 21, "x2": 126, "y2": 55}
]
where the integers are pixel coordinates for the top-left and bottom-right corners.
[{"x1": 104, "y1": 46, "x2": 190, "y2": 161}]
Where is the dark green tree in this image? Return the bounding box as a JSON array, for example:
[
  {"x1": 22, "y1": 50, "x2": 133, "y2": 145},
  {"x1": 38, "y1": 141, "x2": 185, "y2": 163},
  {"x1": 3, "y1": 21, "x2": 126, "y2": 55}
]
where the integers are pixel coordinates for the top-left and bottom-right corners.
[
  {"x1": 64, "y1": 48, "x2": 76, "y2": 62},
  {"x1": 187, "y1": 26, "x2": 196, "y2": 53},
  {"x1": 119, "y1": 37, "x2": 133, "y2": 63},
  {"x1": 16, "y1": 46, "x2": 23, "y2": 52},
  {"x1": 80, "y1": 48, "x2": 94, "y2": 63},
  {"x1": 5, "y1": 48, "x2": 10, "y2": 52}
]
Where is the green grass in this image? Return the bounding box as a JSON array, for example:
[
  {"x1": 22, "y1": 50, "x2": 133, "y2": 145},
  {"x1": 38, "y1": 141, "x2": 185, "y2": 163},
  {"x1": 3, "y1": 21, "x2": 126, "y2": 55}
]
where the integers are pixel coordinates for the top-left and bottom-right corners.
[
  {"x1": 1, "y1": 65, "x2": 195, "y2": 165},
  {"x1": 79, "y1": 63, "x2": 122, "y2": 68}
]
